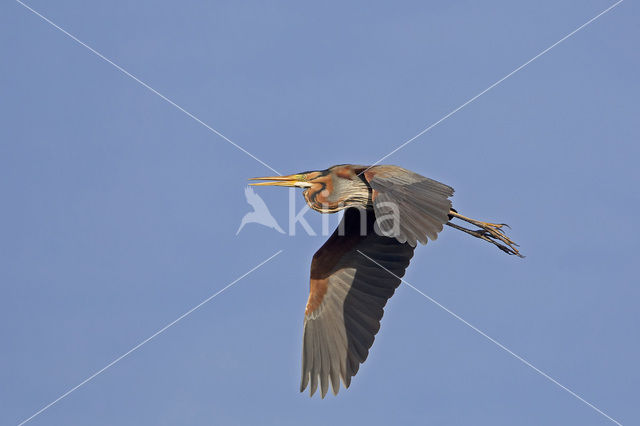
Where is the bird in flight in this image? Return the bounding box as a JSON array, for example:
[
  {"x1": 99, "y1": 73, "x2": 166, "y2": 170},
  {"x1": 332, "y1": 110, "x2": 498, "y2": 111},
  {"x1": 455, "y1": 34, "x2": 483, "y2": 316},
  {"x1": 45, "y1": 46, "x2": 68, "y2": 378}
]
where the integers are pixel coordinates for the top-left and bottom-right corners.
[{"x1": 250, "y1": 164, "x2": 522, "y2": 398}]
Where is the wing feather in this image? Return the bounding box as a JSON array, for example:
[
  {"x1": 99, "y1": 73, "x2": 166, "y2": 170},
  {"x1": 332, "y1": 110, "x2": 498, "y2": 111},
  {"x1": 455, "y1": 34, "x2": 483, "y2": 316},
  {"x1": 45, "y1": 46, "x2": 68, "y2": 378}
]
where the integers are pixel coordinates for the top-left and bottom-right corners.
[
  {"x1": 300, "y1": 208, "x2": 414, "y2": 397},
  {"x1": 364, "y1": 166, "x2": 454, "y2": 246}
]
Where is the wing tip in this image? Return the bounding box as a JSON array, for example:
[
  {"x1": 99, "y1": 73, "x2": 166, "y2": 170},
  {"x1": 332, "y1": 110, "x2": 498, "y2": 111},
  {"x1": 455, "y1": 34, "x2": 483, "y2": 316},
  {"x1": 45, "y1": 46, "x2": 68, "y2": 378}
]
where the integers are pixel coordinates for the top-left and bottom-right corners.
[{"x1": 301, "y1": 375, "x2": 346, "y2": 398}]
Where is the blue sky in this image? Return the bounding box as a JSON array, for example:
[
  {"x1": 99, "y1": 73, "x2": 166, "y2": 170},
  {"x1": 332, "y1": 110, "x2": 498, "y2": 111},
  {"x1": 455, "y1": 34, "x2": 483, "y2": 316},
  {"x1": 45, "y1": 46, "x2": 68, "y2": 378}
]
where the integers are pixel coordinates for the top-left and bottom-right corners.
[{"x1": 1, "y1": 1, "x2": 638, "y2": 425}]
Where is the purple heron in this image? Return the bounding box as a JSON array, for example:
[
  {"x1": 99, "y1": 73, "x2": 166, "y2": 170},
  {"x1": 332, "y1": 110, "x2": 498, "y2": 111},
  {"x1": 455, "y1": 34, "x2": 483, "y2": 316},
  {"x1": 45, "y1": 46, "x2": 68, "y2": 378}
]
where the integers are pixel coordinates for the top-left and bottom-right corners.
[{"x1": 250, "y1": 164, "x2": 521, "y2": 398}]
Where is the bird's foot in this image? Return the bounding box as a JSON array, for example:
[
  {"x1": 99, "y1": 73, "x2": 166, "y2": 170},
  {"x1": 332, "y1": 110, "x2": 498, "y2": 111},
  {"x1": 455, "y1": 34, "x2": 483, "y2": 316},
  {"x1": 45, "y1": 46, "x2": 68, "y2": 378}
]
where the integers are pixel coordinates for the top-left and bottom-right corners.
[{"x1": 448, "y1": 211, "x2": 523, "y2": 258}]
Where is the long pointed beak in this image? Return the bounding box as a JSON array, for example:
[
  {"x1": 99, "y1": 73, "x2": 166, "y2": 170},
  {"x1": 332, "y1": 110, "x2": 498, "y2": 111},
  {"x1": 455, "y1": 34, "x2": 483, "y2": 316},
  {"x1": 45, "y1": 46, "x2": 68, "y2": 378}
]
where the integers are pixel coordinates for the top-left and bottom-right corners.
[{"x1": 248, "y1": 174, "x2": 311, "y2": 188}]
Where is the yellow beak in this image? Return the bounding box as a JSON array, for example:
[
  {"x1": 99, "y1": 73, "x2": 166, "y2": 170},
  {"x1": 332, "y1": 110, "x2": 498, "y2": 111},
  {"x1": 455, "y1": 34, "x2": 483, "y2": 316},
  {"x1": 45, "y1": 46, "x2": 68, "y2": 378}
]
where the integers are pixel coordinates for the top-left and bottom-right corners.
[{"x1": 248, "y1": 174, "x2": 311, "y2": 188}]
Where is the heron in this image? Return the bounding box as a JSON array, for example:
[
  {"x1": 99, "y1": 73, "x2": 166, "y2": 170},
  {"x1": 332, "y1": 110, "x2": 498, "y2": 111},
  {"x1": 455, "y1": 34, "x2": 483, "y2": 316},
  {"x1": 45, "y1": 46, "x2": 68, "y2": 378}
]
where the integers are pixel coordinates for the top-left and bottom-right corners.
[{"x1": 250, "y1": 164, "x2": 522, "y2": 398}]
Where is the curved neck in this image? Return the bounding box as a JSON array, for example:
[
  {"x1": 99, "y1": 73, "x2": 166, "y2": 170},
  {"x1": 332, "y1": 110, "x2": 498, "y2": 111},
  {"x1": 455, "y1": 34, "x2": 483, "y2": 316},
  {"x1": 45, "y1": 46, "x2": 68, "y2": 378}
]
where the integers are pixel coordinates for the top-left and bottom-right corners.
[{"x1": 304, "y1": 174, "x2": 372, "y2": 213}]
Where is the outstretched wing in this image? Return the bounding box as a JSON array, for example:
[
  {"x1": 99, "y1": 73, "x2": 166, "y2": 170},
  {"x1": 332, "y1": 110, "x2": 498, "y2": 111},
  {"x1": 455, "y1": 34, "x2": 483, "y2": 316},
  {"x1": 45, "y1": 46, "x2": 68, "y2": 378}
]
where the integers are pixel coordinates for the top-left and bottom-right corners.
[
  {"x1": 301, "y1": 208, "x2": 415, "y2": 398},
  {"x1": 363, "y1": 165, "x2": 454, "y2": 247}
]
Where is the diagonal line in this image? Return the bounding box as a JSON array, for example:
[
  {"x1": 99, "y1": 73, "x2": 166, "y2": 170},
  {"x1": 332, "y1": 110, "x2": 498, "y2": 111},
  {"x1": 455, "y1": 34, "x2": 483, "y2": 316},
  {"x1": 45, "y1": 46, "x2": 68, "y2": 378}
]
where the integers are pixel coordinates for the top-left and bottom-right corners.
[
  {"x1": 15, "y1": 0, "x2": 281, "y2": 176},
  {"x1": 16, "y1": 250, "x2": 283, "y2": 426},
  {"x1": 357, "y1": 250, "x2": 623, "y2": 426},
  {"x1": 361, "y1": 0, "x2": 624, "y2": 175}
]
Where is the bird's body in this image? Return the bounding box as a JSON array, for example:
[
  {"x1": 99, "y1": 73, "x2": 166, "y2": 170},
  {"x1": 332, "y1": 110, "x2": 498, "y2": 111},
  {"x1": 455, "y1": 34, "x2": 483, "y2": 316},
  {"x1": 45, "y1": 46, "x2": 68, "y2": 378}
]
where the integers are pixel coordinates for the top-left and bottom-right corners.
[{"x1": 250, "y1": 164, "x2": 521, "y2": 398}]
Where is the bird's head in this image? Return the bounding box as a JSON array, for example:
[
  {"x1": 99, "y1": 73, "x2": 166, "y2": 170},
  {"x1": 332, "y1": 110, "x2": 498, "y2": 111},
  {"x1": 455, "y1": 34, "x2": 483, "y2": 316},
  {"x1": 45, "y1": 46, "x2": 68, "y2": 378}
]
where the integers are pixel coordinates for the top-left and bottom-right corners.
[{"x1": 249, "y1": 165, "x2": 372, "y2": 213}]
